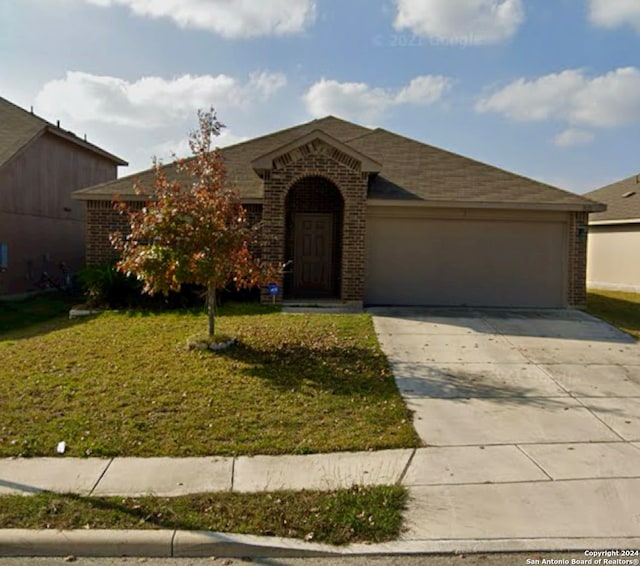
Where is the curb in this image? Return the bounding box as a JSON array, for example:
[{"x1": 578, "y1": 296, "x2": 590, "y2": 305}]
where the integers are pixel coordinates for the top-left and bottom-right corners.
[{"x1": 1, "y1": 530, "x2": 640, "y2": 558}]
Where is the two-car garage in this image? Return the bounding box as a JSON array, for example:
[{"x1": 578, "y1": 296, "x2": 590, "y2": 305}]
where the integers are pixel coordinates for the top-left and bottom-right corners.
[{"x1": 364, "y1": 206, "x2": 569, "y2": 308}]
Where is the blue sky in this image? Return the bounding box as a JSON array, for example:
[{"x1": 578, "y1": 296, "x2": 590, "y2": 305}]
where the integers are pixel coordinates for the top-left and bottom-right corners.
[{"x1": 2, "y1": 0, "x2": 639, "y2": 193}]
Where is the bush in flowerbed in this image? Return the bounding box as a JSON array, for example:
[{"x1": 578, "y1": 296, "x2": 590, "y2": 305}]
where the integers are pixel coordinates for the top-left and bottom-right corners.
[{"x1": 78, "y1": 263, "x2": 203, "y2": 310}]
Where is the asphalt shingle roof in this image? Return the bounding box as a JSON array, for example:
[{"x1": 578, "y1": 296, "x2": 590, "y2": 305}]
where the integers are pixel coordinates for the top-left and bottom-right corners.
[
  {"x1": 73, "y1": 115, "x2": 602, "y2": 212},
  {"x1": 0, "y1": 97, "x2": 48, "y2": 169},
  {"x1": 585, "y1": 174, "x2": 640, "y2": 223},
  {"x1": 0, "y1": 96, "x2": 127, "y2": 170}
]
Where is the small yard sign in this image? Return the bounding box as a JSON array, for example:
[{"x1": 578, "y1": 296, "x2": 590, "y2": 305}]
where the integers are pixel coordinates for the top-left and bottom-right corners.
[
  {"x1": 268, "y1": 283, "x2": 280, "y2": 296},
  {"x1": 267, "y1": 283, "x2": 280, "y2": 304}
]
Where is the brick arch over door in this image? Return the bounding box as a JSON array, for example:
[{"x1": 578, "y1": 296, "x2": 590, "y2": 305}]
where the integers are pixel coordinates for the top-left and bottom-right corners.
[
  {"x1": 284, "y1": 176, "x2": 344, "y2": 299},
  {"x1": 260, "y1": 153, "x2": 369, "y2": 303}
]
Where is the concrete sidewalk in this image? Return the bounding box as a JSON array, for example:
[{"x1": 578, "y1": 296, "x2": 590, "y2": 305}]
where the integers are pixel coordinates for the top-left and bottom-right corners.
[
  {"x1": 0, "y1": 450, "x2": 413, "y2": 496},
  {"x1": 2, "y1": 441, "x2": 640, "y2": 554},
  {"x1": 2, "y1": 446, "x2": 640, "y2": 557}
]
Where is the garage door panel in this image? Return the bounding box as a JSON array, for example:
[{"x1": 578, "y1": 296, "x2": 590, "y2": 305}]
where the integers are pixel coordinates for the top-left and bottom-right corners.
[{"x1": 365, "y1": 217, "x2": 567, "y2": 307}]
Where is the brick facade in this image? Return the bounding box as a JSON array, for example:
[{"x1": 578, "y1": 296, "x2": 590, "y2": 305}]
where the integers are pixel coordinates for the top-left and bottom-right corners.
[
  {"x1": 568, "y1": 211, "x2": 589, "y2": 307},
  {"x1": 260, "y1": 151, "x2": 368, "y2": 304},
  {"x1": 86, "y1": 200, "x2": 265, "y2": 267},
  {"x1": 79, "y1": 123, "x2": 596, "y2": 309},
  {"x1": 86, "y1": 200, "x2": 143, "y2": 266}
]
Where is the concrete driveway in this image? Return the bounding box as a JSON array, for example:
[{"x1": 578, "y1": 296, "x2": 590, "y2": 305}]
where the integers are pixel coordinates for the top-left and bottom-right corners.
[{"x1": 370, "y1": 308, "x2": 640, "y2": 547}]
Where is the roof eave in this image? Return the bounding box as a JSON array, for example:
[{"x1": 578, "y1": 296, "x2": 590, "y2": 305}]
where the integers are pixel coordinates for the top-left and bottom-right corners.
[
  {"x1": 366, "y1": 198, "x2": 606, "y2": 213},
  {"x1": 46, "y1": 126, "x2": 128, "y2": 166},
  {"x1": 251, "y1": 129, "x2": 382, "y2": 173},
  {"x1": 72, "y1": 191, "x2": 263, "y2": 205},
  {"x1": 590, "y1": 218, "x2": 640, "y2": 226}
]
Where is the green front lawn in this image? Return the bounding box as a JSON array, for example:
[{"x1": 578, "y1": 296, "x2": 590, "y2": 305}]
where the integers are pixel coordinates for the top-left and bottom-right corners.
[
  {"x1": 0, "y1": 292, "x2": 77, "y2": 335},
  {"x1": 0, "y1": 485, "x2": 407, "y2": 545},
  {"x1": 587, "y1": 289, "x2": 640, "y2": 339},
  {"x1": 0, "y1": 303, "x2": 419, "y2": 457}
]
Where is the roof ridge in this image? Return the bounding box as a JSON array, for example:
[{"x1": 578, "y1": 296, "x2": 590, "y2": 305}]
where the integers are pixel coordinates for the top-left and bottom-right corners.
[
  {"x1": 0, "y1": 96, "x2": 127, "y2": 166},
  {"x1": 0, "y1": 96, "x2": 49, "y2": 127},
  {"x1": 217, "y1": 115, "x2": 371, "y2": 151},
  {"x1": 586, "y1": 172, "x2": 640, "y2": 195}
]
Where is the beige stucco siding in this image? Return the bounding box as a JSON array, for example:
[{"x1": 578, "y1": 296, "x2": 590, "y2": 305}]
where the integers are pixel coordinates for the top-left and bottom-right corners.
[
  {"x1": 365, "y1": 207, "x2": 569, "y2": 307},
  {"x1": 587, "y1": 224, "x2": 640, "y2": 292}
]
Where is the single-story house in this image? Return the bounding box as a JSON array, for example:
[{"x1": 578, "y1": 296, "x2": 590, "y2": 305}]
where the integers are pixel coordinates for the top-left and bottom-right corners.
[
  {"x1": 73, "y1": 116, "x2": 604, "y2": 308},
  {"x1": 585, "y1": 174, "x2": 640, "y2": 292},
  {"x1": 0, "y1": 96, "x2": 127, "y2": 296}
]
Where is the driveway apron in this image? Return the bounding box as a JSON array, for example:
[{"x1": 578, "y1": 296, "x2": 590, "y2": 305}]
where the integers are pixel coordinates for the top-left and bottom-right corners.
[{"x1": 371, "y1": 307, "x2": 640, "y2": 543}]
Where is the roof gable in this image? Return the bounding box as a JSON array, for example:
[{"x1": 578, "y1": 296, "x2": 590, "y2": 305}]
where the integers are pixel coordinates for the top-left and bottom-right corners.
[
  {"x1": 586, "y1": 174, "x2": 640, "y2": 223},
  {"x1": 75, "y1": 116, "x2": 372, "y2": 201},
  {"x1": 0, "y1": 96, "x2": 127, "y2": 170},
  {"x1": 0, "y1": 97, "x2": 47, "y2": 169},
  {"x1": 251, "y1": 130, "x2": 382, "y2": 175}
]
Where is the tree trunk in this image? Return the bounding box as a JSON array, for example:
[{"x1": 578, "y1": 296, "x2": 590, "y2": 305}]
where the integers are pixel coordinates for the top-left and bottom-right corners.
[{"x1": 207, "y1": 284, "x2": 216, "y2": 336}]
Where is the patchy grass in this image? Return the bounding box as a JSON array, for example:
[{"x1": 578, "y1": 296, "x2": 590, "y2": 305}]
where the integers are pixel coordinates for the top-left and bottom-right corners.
[
  {"x1": 0, "y1": 485, "x2": 407, "y2": 545},
  {"x1": 587, "y1": 290, "x2": 640, "y2": 340},
  {"x1": 0, "y1": 303, "x2": 419, "y2": 457},
  {"x1": 0, "y1": 292, "x2": 77, "y2": 336}
]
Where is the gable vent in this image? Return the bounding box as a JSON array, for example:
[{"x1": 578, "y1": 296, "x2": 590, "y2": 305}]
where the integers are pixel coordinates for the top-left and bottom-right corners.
[{"x1": 271, "y1": 139, "x2": 361, "y2": 172}]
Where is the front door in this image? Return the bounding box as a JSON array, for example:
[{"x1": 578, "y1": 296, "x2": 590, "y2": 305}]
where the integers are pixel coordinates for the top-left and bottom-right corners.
[{"x1": 293, "y1": 213, "x2": 335, "y2": 297}]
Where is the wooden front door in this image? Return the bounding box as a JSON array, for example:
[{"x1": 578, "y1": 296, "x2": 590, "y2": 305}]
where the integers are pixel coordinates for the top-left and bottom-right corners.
[{"x1": 293, "y1": 213, "x2": 335, "y2": 297}]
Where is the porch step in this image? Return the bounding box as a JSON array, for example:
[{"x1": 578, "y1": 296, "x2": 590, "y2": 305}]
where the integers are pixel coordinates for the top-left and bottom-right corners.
[{"x1": 281, "y1": 300, "x2": 363, "y2": 314}]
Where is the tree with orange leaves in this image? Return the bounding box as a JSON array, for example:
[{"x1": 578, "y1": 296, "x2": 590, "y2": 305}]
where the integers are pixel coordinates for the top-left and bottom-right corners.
[{"x1": 111, "y1": 109, "x2": 274, "y2": 337}]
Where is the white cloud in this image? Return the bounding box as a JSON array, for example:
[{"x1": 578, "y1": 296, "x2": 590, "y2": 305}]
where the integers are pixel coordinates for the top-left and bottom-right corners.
[
  {"x1": 83, "y1": 0, "x2": 316, "y2": 38},
  {"x1": 35, "y1": 71, "x2": 287, "y2": 128},
  {"x1": 476, "y1": 67, "x2": 640, "y2": 129},
  {"x1": 247, "y1": 71, "x2": 288, "y2": 98},
  {"x1": 589, "y1": 0, "x2": 640, "y2": 32},
  {"x1": 553, "y1": 128, "x2": 595, "y2": 148},
  {"x1": 395, "y1": 76, "x2": 454, "y2": 105},
  {"x1": 303, "y1": 76, "x2": 452, "y2": 122},
  {"x1": 475, "y1": 70, "x2": 585, "y2": 121},
  {"x1": 571, "y1": 68, "x2": 640, "y2": 128},
  {"x1": 393, "y1": 0, "x2": 524, "y2": 45}
]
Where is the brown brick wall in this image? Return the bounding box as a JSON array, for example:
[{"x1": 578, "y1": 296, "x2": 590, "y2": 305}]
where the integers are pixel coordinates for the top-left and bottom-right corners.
[
  {"x1": 85, "y1": 200, "x2": 143, "y2": 266},
  {"x1": 261, "y1": 153, "x2": 368, "y2": 303},
  {"x1": 568, "y1": 211, "x2": 588, "y2": 307},
  {"x1": 86, "y1": 200, "x2": 264, "y2": 267}
]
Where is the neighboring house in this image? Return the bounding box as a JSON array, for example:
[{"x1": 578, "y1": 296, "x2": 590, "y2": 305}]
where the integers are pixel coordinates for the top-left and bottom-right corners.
[
  {"x1": 586, "y1": 174, "x2": 640, "y2": 292},
  {"x1": 0, "y1": 96, "x2": 127, "y2": 296},
  {"x1": 73, "y1": 116, "x2": 604, "y2": 308}
]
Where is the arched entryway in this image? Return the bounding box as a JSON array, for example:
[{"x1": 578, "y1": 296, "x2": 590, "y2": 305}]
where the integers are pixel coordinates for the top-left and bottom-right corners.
[{"x1": 284, "y1": 176, "x2": 344, "y2": 299}]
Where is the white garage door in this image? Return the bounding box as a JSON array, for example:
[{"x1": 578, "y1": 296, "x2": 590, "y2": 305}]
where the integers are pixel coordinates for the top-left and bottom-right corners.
[{"x1": 365, "y1": 211, "x2": 568, "y2": 308}]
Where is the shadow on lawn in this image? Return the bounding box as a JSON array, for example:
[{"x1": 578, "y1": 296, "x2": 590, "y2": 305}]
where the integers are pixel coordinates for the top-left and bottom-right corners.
[
  {"x1": 0, "y1": 292, "x2": 86, "y2": 340},
  {"x1": 219, "y1": 341, "x2": 400, "y2": 399},
  {"x1": 112, "y1": 301, "x2": 281, "y2": 319},
  {"x1": 6, "y1": 492, "x2": 206, "y2": 532},
  {"x1": 587, "y1": 292, "x2": 640, "y2": 339}
]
